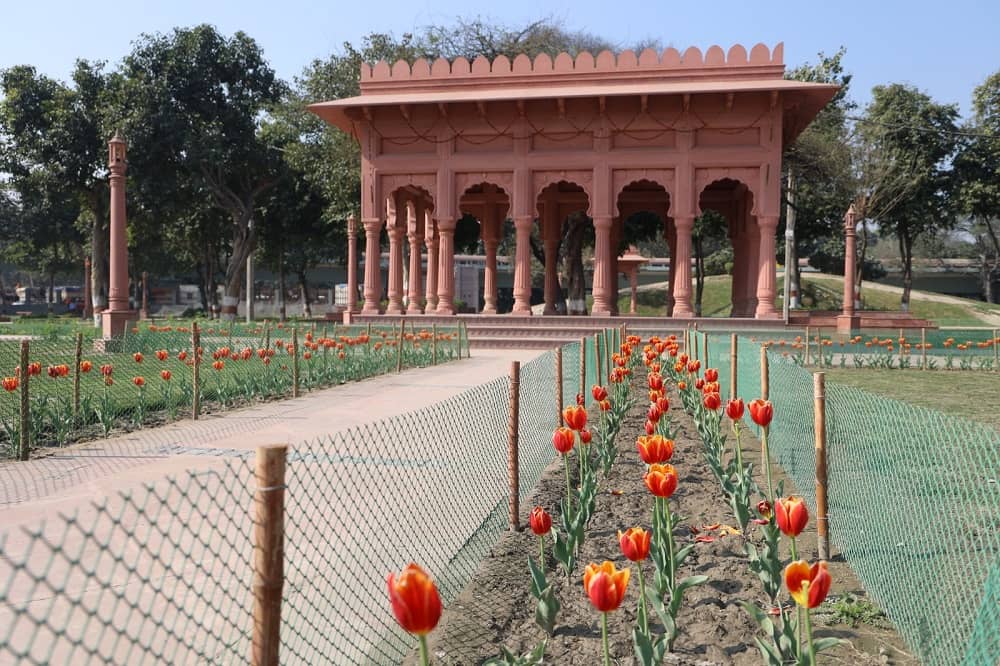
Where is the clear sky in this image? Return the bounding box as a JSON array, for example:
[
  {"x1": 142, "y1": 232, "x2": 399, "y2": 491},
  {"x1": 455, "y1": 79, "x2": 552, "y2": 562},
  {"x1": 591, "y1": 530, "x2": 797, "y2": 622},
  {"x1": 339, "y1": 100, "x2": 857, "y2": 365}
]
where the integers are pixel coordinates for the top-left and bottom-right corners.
[{"x1": 2, "y1": 0, "x2": 998, "y2": 117}]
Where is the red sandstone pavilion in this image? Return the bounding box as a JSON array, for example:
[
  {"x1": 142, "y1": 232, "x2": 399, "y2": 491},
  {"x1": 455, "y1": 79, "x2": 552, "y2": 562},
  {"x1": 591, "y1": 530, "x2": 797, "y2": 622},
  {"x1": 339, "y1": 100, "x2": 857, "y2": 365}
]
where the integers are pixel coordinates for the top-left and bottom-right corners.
[{"x1": 309, "y1": 43, "x2": 838, "y2": 321}]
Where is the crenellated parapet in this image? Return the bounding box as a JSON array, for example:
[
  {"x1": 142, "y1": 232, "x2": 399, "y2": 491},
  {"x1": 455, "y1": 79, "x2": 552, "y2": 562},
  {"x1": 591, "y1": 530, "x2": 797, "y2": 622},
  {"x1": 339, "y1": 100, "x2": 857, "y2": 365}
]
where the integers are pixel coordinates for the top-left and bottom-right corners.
[{"x1": 360, "y1": 44, "x2": 784, "y2": 93}]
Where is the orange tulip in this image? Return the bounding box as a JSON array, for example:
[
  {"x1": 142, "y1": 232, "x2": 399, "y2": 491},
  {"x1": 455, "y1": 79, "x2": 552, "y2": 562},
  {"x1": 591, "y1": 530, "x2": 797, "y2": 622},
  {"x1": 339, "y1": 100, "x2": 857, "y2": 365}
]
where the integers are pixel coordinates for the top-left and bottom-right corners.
[
  {"x1": 80, "y1": 360, "x2": 93, "y2": 373},
  {"x1": 563, "y1": 405, "x2": 587, "y2": 431},
  {"x1": 387, "y1": 563, "x2": 442, "y2": 636},
  {"x1": 637, "y1": 434, "x2": 674, "y2": 465},
  {"x1": 133, "y1": 376, "x2": 145, "y2": 387},
  {"x1": 749, "y1": 399, "x2": 773, "y2": 428},
  {"x1": 775, "y1": 496, "x2": 809, "y2": 537},
  {"x1": 703, "y1": 392, "x2": 721, "y2": 410},
  {"x1": 529, "y1": 506, "x2": 552, "y2": 535},
  {"x1": 2, "y1": 377, "x2": 17, "y2": 392},
  {"x1": 155, "y1": 350, "x2": 168, "y2": 361},
  {"x1": 644, "y1": 463, "x2": 678, "y2": 498},
  {"x1": 213, "y1": 360, "x2": 225, "y2": 371},
  {"x1": 647, "y1": 374, "x2": 663, "y2": 391},
  {"x1": 705, "y1": 368, "x2": 718, "y2": 382},
  {"x1": 161, "y1": 370, "x2": 172, "y2": 381},
  {"x1": 726, "y1": 398, "x2": 745, "y2": 420},
  {"x1": 552, "y1": 427, "x2": 575, "y2": 454},
  {"x1": 677, "y1": 381, "x2": 686, "y2": 391},
  {"x1": 592, "y1": 385, "x2": 608, "y2": 402},
  {"x1": 583, "y1": 561, "x2": 631, "y2": 612},
  {"x1": 598, "y1": 399, "x2": 611, "y2": 412},
  {"x1": 579, "y1": 428, "x2": 592, "y2": 445},
  {"x1": 618, "y1": 527, "x2": 651, "y2": 562},
  {"x1": 784, "y1": 560, "x2": 831, "y2": 609}
]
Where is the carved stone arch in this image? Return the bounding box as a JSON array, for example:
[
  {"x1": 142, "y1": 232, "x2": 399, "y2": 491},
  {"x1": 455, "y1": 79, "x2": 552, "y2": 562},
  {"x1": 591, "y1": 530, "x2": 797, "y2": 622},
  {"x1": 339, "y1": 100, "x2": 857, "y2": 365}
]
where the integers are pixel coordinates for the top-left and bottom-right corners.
[
  {"x1": 694, "y1": 167, "x2": 760, "y2": 215},
  {"x1": 381, "y1": 174, "x2": 435, "y2": 226},
  {"x1": 613, "y1": 169, "x2": 675, "y2": 216},
  {"x1": 532, "y1": 170, "x2": 594, "y2": 217},
  {"x1": 455, "y1": 171, "x2": 515, "y2": 201}
]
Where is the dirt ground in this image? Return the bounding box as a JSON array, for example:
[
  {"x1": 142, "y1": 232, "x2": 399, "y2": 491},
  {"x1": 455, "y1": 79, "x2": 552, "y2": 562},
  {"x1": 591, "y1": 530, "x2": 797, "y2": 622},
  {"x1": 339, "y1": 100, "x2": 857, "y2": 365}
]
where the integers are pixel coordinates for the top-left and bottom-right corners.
[{"x1": 420, "y1": 378, "x2": 919, "y2": 665}]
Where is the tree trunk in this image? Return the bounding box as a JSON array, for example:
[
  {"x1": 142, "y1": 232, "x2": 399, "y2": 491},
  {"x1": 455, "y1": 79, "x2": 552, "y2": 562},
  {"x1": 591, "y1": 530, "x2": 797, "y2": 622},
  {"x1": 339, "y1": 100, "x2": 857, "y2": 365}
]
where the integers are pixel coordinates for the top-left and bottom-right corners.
[
  {"x1": 788, "y1": 239, "x2": 800, "y2": 308},
  {"x1": 220, "y1": 206, "x2": 257, "y2": 321},
  {"x1": 48, "y1": 272, "x2": 56, "y2": 314},
  {"x1": 298, "y1": 270, "x2": 312, "y2": 318},
  {"x1": 899, "y1": 230, "x2": 913, "y2": 313},
  {"x1": 90, "y1": 213, "x2": 108, "y2": 327},
  {"x1": 563, "y1": 216, "x2": 587, "y2": 315},
  {"x1": 855, "y1": 220, "x2": 869, "y2": 310},
  {"x1": 694, "y1": 236, "x2": 705, "y2": 317},
  {"x1": 277, "y1": 265, "x2": 287, "y2": 322}
]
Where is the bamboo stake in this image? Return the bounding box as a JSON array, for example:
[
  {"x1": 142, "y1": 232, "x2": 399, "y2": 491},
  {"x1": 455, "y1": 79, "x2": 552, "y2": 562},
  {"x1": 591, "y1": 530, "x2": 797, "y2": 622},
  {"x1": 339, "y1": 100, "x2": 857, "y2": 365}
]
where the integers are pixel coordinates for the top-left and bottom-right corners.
[
  {"x1": 432, "y1": 324, "x2": 438, "y2": 365},
  {"x1": 73, "y1": 332, "x2": 83, "y2": 422},
  {"x1": 760, "y1": 343, "x2": 769, "y2": 400},
  {"x1": 730, "y1": 333, "x2": 738, "y2": 400},
  {"x1": 18, "y1": 340, "x2": 29, "y2": 461},
  {"x1": 396, "y1": 318, "x2": 404, "y2": 373},
  {"x1": 192, "y1": 323, "x2": 201, "y2": 419},
  {"x1": 252, "y1": 444, "x2": 287, "y2": 666},
  {"x1": 814, "y1": 372, "x2": 830, "y2": 561},
  {"x1": 291, "y1": 328, "x2": 300, "y2": 398},
  {"x1": 994, "y1": 329, "x2": 999, "y2": 372},
  {"x1": 594, "y1": 333, "x2": 603, "y2": 386},
  {"x1": 921, "y1": 327, "x2": 927, "y2": 370},
  {"x1": 579, "y1": 336, "x2": 586, "y2": 399},
  {"x1": 805, "y1": 325, "x2": 811, "y2": 366},
  {"x1": 507, "y1": 361, "x2": 521, "y2": 531},
  {"x1": 555, "y1": 347, "x2": 564, "y2": 427}
]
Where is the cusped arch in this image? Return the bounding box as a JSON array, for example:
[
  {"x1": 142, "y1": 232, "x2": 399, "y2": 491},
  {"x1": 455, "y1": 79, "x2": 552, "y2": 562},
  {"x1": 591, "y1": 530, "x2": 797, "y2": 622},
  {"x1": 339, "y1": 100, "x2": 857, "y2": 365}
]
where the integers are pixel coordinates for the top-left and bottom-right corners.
[
  {"x1": 381, "y1": 175, "x2": 436, "y2": 224},
  {"x1": 695, "y1": 169, "x2": 759, "y2": 216},
  {"x1": 613, "y1": 169, "x2": 675, "y2": 217},
  {"x1": 532, "y1": 171, "x2": 594, "y2": 217}
]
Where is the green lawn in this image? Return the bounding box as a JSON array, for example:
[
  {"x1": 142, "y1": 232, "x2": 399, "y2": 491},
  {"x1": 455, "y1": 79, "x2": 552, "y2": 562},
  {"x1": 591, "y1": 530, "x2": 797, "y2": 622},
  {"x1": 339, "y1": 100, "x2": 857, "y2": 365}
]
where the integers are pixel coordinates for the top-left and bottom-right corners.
[{"x1": 823, "y1": 368, "x2": 1000, "y2": 431}]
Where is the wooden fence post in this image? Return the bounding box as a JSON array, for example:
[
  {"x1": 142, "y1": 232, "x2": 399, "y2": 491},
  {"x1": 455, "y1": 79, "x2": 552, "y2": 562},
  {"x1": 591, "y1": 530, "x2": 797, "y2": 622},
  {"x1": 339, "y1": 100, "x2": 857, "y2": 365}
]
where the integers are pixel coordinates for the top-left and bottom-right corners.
[
  {"x1": 760, "y1": 343, "x2": 769, "y2": 400},
  {"x1": 366, "y1": 322, "x2": 372, "y2": 353},
  {"x1": 579, "y1": 336, "x2": 586, "y2": 399},
  {"x1": 462, "y1": 320, "x2": 469, "y2": 358},
  {"x1": 921, "y1": 327, "x2": 927, "y2": 370},
  {"x1": 594, "y1": 333, "x2": 603, "y2": 385},
  {"x1": 73, "y1": 332, "x2": 83, "y2": 422},
  {"x1": 729, "y1": 333, "x2": 738, "y2": 400},
  {"x1": 396, "y1": 319, "x2": 404, "y2": 373},
  {"x1": 704, "y1": 333, "x2": 710, "y2": 367},
  {"x1": 252, "y1": 444, "x2": 287, "y2": 666},
  {"x1": 291, "y1": 328, "x2": 300, "y2": 397},
  {"x1": 18, "y1": 339, "x2": 29, "y2": 461},
  {"x1": 814, "y1": 372, "x2": 830, "y2": 561},
  {"x1": 507, "y1": 361, "x2": 521, "y2": 531},
  {"x1": 804, "y1": 325, "x2": 811, "y2": 366},
  {"x1": 555, "y1": 347, "x2": 564, "y2": 427},
  {"x1": 603, "y1": 328, "x2": 611, "y2": 379},
  {"x1": 994, "y1": 329, "x2": 998, "y2": 372},
  {"x1": 263, "y1": 321, "x2": 270, "y2": 350},
  {"x1": 432, "y1": 324, "x2": 438, "y2": 365},
  {"x1": 192, "y1": 323, "x2": 201, "y2": 420}
]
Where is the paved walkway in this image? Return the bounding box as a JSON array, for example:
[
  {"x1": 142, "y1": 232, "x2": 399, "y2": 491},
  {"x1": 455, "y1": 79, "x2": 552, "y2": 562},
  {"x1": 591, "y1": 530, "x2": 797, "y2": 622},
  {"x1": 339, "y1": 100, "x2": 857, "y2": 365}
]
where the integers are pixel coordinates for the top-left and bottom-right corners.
[{"x1": 0, "y1": 348, "x2": 539, "y2": 524}]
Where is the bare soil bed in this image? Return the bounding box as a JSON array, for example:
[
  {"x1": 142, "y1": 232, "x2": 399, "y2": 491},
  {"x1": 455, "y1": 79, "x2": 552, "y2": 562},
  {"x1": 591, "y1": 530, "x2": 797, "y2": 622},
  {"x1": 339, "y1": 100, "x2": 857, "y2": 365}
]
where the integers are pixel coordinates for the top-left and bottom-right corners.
[{"x1": 420, "y1": 378, "x2": 918, "y2": 665}]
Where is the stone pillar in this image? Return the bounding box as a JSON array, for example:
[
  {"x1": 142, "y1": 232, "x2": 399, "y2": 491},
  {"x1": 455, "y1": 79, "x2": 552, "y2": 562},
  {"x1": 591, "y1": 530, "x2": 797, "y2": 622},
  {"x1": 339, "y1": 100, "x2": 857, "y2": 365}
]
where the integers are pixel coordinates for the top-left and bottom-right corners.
[
  {"x1": 591, "y1": 216, "x2": 614, "y2": 316},
  {"x1": 386, "y1": 206, "x2": 405, "y2": 314},
  {"x1": 666, "y1": 221, "x2": 676, "y2": 316},
  {"x1": 610, "y1": 220, "x2": 622, "y2": 316},
  {"x1": 671, "y1": 216, "x2": 695, "y2": 317},
  {"x1": 424, "y1": 215, "x2": 439, "y2": 311},
  {"x1": 102, "y1": 132, "x2": 137, "y2": 338},
  {"x1": 346, "y1": 215, "x2": 359, "y2": 313},
  {"x1": 754, "y1": 215, "x2": 780, "y2": 318},
  {"x1": 435, "y1": 220, "x2": 456, "y2": 314},
  {"x1": 543, "y1": 238, "x2": 560, "y2": 315},
  {"x1": 838, "y1": 204, "x2": 860, "y2": 333},
  {"x1": 628, "y1": 267, "x2": 639, "y2": 314},
  {"x1": 407, "y1": 201, "x2": 424, "y2": 314},
  {"x1": 482, "y1": 204, "x2": 500, "y2": 314},
  {"x1": 361, "y1": 218, "x2": 383, "y2": 314},
  {"x1": 512, "y1": 215, "x2": 533, "y2": 315},
  {"x1": 742, "y1": 218, "x2": 760, "y2": 316},
  {"x1": 729, "y1": 222, "x2": 745, "y2": 317}
]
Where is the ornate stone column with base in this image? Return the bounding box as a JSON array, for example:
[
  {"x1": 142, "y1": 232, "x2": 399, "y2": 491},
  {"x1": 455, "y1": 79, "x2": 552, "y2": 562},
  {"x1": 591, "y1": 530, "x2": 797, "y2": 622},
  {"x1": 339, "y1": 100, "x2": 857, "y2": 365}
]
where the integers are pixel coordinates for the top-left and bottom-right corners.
[
  {"x1": 435, "y1": 219, "x2": 456, "y2": 314},
  {"x1": 591, "y1": 216, "x2": 615, "y2": 316},
  {"x1": 386, "y1": 222, "x2": 405, "y2": 315},
  {"x1": 361, "y1": 218, "x2": 383, "y2": 314},
  {"x1": 406, "y1": 201, "x2": 424, "y2": 314},
  {"x1": 754, "y1": 215, "x2": 780, "y2": 319},
  {"x1": 837, "y1": 204, "x2": 860, "y2": 333},
  {"x1": 101, "y1": 132, "x2": 137, "y2": 339},
  {"x1": 511, "y1": 215, "x2": 533, "y2": 315},
  {"x1": 671, "y1": 216, "x2": 695, "y2": 317},
  {"x1": 346, "y1": 215, "x2": 359, "y2": 314},
  {"x1": 424, "y1": 214, "x2": 439, "y2": 311}
]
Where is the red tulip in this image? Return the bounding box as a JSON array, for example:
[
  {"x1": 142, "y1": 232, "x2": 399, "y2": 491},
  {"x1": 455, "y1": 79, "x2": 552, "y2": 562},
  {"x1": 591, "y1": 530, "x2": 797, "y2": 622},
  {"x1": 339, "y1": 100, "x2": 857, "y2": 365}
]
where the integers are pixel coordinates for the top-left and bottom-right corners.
[
  {"x1": 705, "y1": 368, "x2": 719, "y2": 382},
  {"x1": 677, "y1": 381, "x2": 687, "y2": 391},
  {"x1": 644, "y1": 420, "x2": 655, "y2": 435},
  {"x1": 703, "y1": 392, "x2": 721, "y2": 410},
  {"x1": 757, "y1": 500, "x2": 772, "y2": 521},
  {"x1": 583, "y1": 561, "x2": 631, "y2": 612},
  {"x1": 637, "y1": 434, "x2": 674, "y2": 464},
  {"x1": 775, "y1": 496, "x2": 809, "y2": 537},
  {"x1": 27, "y1": 362, "x2": 41, "y2": 376},
  {"x1": 784, "y1": 560, "x2": 831, "y2": 609},
  {"x1": 647, "y1": 403, "x2": 662, "y2": 423},
  {"x1": 155, "y1": 350, "x2": 168, "y2": 361},
  {"x1": 133, "y1": 376, "x2": 145, "y2": 387},
  {"x1": 100, "y1": 364, "x2": 113, "y2": 377},
  {"x1": 80, "y1": 360, "x2": 93, "y2": 373},
  {"x1": 618, "y1": 527, "x2": 651, "y2": 562},
  {"x1": 656, "y1": 396, "x2": 669, "y2": 413},
  {"x1": 178, "y1": 351, "x2": 188, "y2": 361},
  {"x1": 749, "y1": 399, "x2": 773, "y2": 428},
  {"x1": 687, "y1": 360, "x2": 700, "y2": 373},
  {"x1": 552, "y1": 427, "x2": 575, "y2": 454},
  {"x1": 599, "y1": 399, "x2": 611, "y2": 412},
  {"x1": 2, "y1": 377, "x2": 17, "y2": 392},
  {"x1": 647, "y1": 374, "x2": 664, "y2": 391},
  {"x1": 529, "y1": 507, "x2": 552, "y2": 535},
  {"x1": 644, "y1": 463, "x2": 678, "y2": 498},
  {"x1": 592, "y1": 385, "x2": 608, "y2": 402},
  {"x1": 575, "y1": 393, "x2": 585, "y2": 406},
  {"x1": 387, "y1": 563, "x2": 442, "y2": 635},
  {"x1": 47, "y1": 366, "x2": 60, "y2": 378},
  {"x1": 726, "y1": 398, "x2": 745, "y2": 420},
  {"x1": 213, "y1": 360, "x2": 225, "y2": 371},
  {"x1": 695, "y1": 378, "x2": 705, "y2": 391},
  {"x1": 563, "y1": 405, "x2": 587, "y2": 431},
  {"x1": 133, "y1": 352, "x2": 143, "y2": 363},
  {"x1": 579, "y1": 428, "x2": 592, "y2": 445},
  {"x1": 161, "y1": 370, "x2": 171, "y2": 381}
]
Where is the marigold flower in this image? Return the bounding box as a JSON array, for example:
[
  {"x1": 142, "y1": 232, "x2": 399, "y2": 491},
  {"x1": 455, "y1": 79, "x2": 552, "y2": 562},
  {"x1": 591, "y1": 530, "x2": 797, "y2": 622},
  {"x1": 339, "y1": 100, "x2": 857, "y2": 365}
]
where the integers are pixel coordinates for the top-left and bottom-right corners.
[
  {"x1": 784, "y1": 560, "x2": 831, "y2": 609},
  {"x1": 592, "y1": 385, "x2": 608, "y2": 402},
  {"x1": 637, "y1": 434, "x2": 674, "y2": 465},
  {"x1": 644, "y1": 463, "x2": 678, "y2": 498},
  {"x1": 552, "y1": 427, "x2": 575, "y2": 454},
  {"x1": 563, "y1": 405, "x2": 587, "y2": 431},
  {"x1": 387, "y1": 563, "x2": 442, "y2": 635},
  {"x1": 749, "y1": 399, "x2": 774, "y2": 428},
  {"x1": 133, "y1": 352, "x2": 143, "y2": 363},
  {"x1": 2, "y1": 377, "x2": 17, "y2": 392},
  {"x1": 705, "y1": 368, "x2": 719, "y2": 382},
  {"x1": 583, "y1": 561, "x2": 631, "y2": 612},
  {"x1": 529, "y1": 507, "x2": 552, "y2": 535},
  {"x1": 161, "y1": 370, "x2": 171, "y2": 381},
  {"x1": 726, "y1": 398, "x2": 745, "y2": 420},
  {"x1": 703, "y1": 392, "x2": 721, "y2": 410},
  {"x1": 775, "y1": 496, "x2": 809, "y2": 537},
  {"x1": 618, "y1": 527, "x2": 651, "y2": 562}
]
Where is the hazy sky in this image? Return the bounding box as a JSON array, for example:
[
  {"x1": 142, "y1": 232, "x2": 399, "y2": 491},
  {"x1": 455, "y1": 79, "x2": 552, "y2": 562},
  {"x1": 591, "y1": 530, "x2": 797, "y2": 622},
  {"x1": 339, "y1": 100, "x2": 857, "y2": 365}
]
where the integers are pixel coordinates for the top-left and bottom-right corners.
[{"x1": 2, "y1": 0, "x2": 998, "y2": 116}]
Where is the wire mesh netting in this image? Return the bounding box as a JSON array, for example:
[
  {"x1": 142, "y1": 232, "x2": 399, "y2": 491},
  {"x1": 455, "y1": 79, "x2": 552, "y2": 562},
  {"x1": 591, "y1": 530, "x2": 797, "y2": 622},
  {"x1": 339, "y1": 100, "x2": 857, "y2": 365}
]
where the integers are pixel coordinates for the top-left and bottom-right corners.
[
  {"x1": 0, "y1": 321, "x2": 462, "y2": 460},
  {"x1": 0, "y1": 331, "x2": 600, "y2": 664},
  {"x1": 710, "y1": 332, "x2": 1000, "y2": 666}
]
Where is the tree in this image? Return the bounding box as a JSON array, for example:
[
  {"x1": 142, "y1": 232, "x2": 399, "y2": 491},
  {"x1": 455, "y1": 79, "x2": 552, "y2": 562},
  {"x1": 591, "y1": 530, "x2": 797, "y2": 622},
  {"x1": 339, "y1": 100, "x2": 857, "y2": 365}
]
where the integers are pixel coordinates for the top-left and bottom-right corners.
[
  {"x1": 692, "y1": 211, "x2": 727, "y2": 315},
  {"x1": 954, "y1": 71, "x2": 1000, "y2": 303},
  {"x1": 118, "y1": 25, "x2": 286, "y2": 319},
  {"x1": 856, "y1": 84, "x2": 959, "y2": 310}
]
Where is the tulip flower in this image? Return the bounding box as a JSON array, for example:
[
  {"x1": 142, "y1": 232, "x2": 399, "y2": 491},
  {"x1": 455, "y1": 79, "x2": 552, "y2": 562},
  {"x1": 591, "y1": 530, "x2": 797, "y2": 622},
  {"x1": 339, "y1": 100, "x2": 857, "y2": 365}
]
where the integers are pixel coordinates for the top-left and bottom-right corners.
[
  {"x1": 677, "y1": 381, "x2": 687, "y2": 391},
  {"x1": 80, "y1": 360, "x2": 93, "y2": 373},
  {"x1": 598, "y1": 399, "x2": 611, "y2": 412},
  {"x1": 784, "y1": 560, "x2": 832, "y2": 663},
  {"x1": 579, "y1": 428, "x2": 592, "y2": 445},
  {"x1": 155, "y1": 350, "x2": 168, "y2": 361},
  {"x1": 178, "y1": 351, "x2": 188, "y2": 361},
  {"x1": 756, "y1": 500, "x2": 772, "y2": 522},
  {"x1": 647, "y1": 374, "x2": 663, "y2": 391},
  {"x1": 619, "y1": 526, "x2": 651, "y2": 635},
  {"x1": 592, "y1": 385, "x2": 608, "y2": 402},
  {"x1": 695, "y1": 378, "x2": 705, "y2": 391},
  {"x1": 637, "y1": 435, "x2": 674, "y2": 465},
  {"x1": 656, "y1": 396, "x2": 669, "y2": 413},
  {"x1": 133, "y1": 376, "x2": 145, "y2": 387},
  {"x1": 27, "y1": 362, "x2": 41, "y2": 377},
  {"x1": 2, "y1": 377, "x2": 17, "y2": 392},
  {"x1": 775, "y1": 496, "x2": 809, "y2": 552},
  {"x1": 213, "y1": 360, "x2": 225, "y2": 371},
  {"x1": 647, "y1": 404, "x2": 662, "y2": 423},
  {"x1": 387, "y1": 563, "x2": 442, "y2": 665},
  {"x1": 749, "y1": 399, "x2": 773, "y2": 428},
  {"x1": 644, "y1": 420, "x2": 655, "y2": 435},
  {"x1": 563, "y1": 405, "x2": 587, "y2": 431},
  {"x1": 529, "y1": 506, "x2": 552, "y2": 536},
  {"x1": 644, "y1": 463, "x2": 678, "y2": 498},
  {"x1": 100, "y1": 364, "x2": 113, "y2": 377},
  {"x1": 703, "y1": 392, "x2": 721, "y2": 411},
  {"x1": 705, "y1": 368, "x2": 719, "y2": 382},
  {"x1": 725, "y1": 398, "x2": 744, "y2": 420},
  {"x1": 583, "y1": 561, "x2": 631, "y2": 666},
  {"x1": 575, "y1": 393, "x2": 585, "y2": 406},
  {"x1": 552, "y1": 427, "x2": 575, "y2": 454},
  {"x1": 161, "y1": 370, "x2": 171, "y2": 381},
  {"x1": 133, "y1": 352, "x2": 143, "y2": 363}
]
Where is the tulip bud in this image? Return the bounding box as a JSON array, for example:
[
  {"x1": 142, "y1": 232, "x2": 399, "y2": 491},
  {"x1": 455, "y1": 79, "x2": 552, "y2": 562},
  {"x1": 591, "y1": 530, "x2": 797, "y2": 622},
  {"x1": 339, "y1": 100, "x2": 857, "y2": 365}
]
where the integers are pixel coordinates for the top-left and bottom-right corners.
[{"x1": 529, "y1": 506, "x2": 552, "y2": 535}]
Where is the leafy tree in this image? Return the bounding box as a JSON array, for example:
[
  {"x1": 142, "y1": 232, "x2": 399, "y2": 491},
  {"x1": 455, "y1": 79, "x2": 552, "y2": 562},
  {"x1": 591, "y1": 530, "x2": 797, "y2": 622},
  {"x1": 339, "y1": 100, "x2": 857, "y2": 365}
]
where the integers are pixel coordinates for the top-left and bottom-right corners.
[
  {"x1": 118, "y1": 24, "x2": 286, "y2": 319},
  {"x1": 692, "y1": 210, "x2": 728, "y2": 315}
]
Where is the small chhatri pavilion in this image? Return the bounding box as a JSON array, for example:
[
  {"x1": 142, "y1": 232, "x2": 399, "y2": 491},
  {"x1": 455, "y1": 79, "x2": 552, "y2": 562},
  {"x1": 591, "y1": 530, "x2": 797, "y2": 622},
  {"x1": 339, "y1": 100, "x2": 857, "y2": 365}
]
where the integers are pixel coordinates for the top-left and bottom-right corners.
[{"x1": 309, "y1": 43, "x2": 837, "y2": 319}]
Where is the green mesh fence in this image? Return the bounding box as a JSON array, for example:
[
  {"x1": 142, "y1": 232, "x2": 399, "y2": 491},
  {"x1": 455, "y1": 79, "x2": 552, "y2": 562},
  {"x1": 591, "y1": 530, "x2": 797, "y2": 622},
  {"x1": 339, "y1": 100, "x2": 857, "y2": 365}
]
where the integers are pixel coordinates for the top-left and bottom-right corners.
[
  {"x1": 0, "y1": 322, "x2": 462, "y2": 459},
  {"x1": 724, "y1": 334, "x2": 1000, "y2": 666},
  {"x1": 0, "y1": 334, "x2": 594, "y2": 664}
]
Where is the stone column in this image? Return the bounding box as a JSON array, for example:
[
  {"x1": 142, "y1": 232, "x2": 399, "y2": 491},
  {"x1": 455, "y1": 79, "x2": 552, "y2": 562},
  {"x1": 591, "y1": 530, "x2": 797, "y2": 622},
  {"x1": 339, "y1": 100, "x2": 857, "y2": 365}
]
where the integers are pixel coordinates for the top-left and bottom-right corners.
[
  {"x1": 386, "y1": 214, "x2": 405, "y2": 314},
  {"x1": 102, "y1": 132, "x2": 136, "y2": 338},
  {"x1": 742, "y1": 218, "x2": 760, "y2": 316},
  {"x1": 346, "y1": 215, "x2": 358, "y2": 313},
  {"x1": 512, "y1": 215, "x2": 534, "y2": 315},
  {"x1": 407, "y1": 201, "x2": 424, "y2": 314},
  {"x1": 628, "y1": 267, "x2": 639, "y2": 314},
  {"x1": 610, "y1": 221, "x2": 622, "y2": 316},
  {"x1": 482, "y1": 204, "x2": 500, "y2": 314},
  {"x1": 666, "y1": 222, "x2": 676, "y2": 316},
  {"x1": 542, "y1": 200, "x2": 559, "y2": 315},
  {"x1": 671, "y1": 217, "x2": 695, "y2": 317},
  {"x1": 424, "y1": 214, "x2": 439, "y2": 311},
  {"x1": 435, "y1": 220, "x2": 456, "y2": 314},
  {"x1": 361, "y1": 218, "x2": 383, "y2": 314},
  {"x1": 838, "y1": 204, "x2": 859, "y2": 333},
  {"x1": 754, "y1": 215, "x2": 780, "y2": 318},
  {"x1": 591, "y1": 216, "x2": 614, "y2": 316}
]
